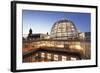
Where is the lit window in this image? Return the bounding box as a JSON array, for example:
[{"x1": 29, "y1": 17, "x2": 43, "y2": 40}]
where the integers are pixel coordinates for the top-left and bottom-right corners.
[
  {"x1": 47, "y1": 53, "x2": 51, "y2": 59},
  {"x1": 54, "y1": 55, "x2": 58, "y2": 61},
  {"x1": 71, "y1": 57, "x2": 76, "y2": 61},
  {"x1": 41, "y1": 53, "x2": 45, "y2": 58},
  {"x1": 62, "y1": 28, "x2": 66, "y2": 32},
  {"x1": 57, "y1": 33, "x2": 61, "y2": 36},
  {"x1": 62, "y1": 56, "x2": 67, "y2": 61}
]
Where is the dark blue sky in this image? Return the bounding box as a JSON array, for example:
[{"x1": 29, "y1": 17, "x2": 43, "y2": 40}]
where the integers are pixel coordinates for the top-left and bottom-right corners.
[{"x1": 22, "y1": 10, "x2": 91, "y2": 34}]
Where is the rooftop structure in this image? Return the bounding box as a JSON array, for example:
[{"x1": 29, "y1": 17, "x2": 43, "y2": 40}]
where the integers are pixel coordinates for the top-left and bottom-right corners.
[{"x1": 50, "y1": 19, "x2": 78, "y2": 39}]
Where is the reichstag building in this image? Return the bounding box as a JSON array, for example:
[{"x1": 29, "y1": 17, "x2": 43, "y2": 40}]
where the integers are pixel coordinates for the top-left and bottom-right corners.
[{"x1": 23, "y1": 19, "x2": 90, "y2": 62}]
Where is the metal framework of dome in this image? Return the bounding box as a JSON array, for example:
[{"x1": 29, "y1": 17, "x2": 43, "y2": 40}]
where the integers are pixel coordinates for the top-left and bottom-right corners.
[{"x1": 50, "y1": 19, "x2": 78, "y2": 39}]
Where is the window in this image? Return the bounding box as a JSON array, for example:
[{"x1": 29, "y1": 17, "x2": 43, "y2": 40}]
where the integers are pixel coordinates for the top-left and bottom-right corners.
[
  {"x1": 71, "y1": 57, "x2": 76, "y2": 61},
  {"x1": 41, "y1": 53, "x2": 45, "y2": 58},
  {"x1": 54, "y1": 55, "x2": 59, "y2": 61},
  {"x1": 47, "y1": 53, "x2": 51, "y2": 59},
  {"x1": 62, "y1": 56, "x2": 67, "y2": 61}
]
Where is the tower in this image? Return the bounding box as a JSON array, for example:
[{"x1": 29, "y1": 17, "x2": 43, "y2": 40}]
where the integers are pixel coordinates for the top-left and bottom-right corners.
[
  {"x1": 29, "y1": 28, "x2": 32, "y2": 35},
  {"x1": 27, "y1": 28, "x2": 33, "y2": 39}
]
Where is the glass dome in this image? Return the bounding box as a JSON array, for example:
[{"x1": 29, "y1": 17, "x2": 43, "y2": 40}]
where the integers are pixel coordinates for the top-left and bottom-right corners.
[{"x1": 50, "y1": 19, "x2": 78, "y2": 39}]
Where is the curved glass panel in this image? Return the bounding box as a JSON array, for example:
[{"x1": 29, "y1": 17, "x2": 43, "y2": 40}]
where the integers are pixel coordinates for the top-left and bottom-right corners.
[{"x1": 50, "y1": 19, "x2": 78, "y2": 39}]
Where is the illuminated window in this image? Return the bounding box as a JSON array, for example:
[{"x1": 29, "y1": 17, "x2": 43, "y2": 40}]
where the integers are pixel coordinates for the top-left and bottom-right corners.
[
  {"x1": 62, "y1": 56, "x2": 67, "y2": 61},
  {"x1": 62, "y1": 28, "x2": 66, "y2": 32},
  {"x1": 47, "y1": 53, "x2": 51, "y2": 59},
  {"x1": 41, "y1": 53, "x2": 45, "y2": 58},
  {"x1": 71, "y1": 57, "x2": 76, "y2": 61},
  {"x1": 54, "y1": 54, "x2": 58, "y2": 61}
]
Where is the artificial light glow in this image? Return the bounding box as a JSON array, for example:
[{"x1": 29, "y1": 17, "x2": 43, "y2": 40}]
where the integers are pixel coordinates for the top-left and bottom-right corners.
[
  {"x1": 75, "y1": 45, "x2": 82, "y2": 50},
  {"x1": 71, "y1": 57, "x2": 76, "y2": 61},
  {"x1": 56, "y1": 45, "x2": 64, "y2": 48},
  {"x1": 40, "y1": 43, "x2": 46, "y2": 46},
  {"x1": 37, "y1": 42, "x2": 55, "y2": 48},
  {"x1": 62, "y1": 56, "x2": 67, "y2": 61},
  {"x1": 69, "y1": 45, "x2": 83, "y2": 50}
]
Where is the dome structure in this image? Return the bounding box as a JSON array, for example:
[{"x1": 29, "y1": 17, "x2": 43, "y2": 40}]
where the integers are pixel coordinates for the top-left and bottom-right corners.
[{"x1": 50, "y1": 19, "x2": 78, "y2": 39}]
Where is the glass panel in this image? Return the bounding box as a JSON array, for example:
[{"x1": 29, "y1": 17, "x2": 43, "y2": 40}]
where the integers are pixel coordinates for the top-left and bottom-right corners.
[
  {"x1": 57, "y1": 33, "x2": 61, "y2": 37},
  {"x1": 61, "y1": 33, "x2": 67, "y2": 36}
]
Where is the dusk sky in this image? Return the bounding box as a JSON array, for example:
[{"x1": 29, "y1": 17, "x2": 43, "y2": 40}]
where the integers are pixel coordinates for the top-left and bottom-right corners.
[{"x1": 22, "y1": 10, "x2": 91, "y2": 35}]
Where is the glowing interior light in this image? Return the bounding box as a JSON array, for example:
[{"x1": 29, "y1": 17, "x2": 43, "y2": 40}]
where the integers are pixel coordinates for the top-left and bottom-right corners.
[
  {"x1": 54, "y1": 55, "x2": 58, "y2": 61},
  {"x1": 41, "y1": 53, "x2": 45, "y2": 58},
  {"x1": 71, "y1": 57, "x2": 76, "y2": 61},
  {"x1": 62, "y1": 56, "x2": 67, "y2": 61},
  {"x1": 39, "y1": 43, "x2": 46, "y2": 47},
  {"x1": 75, "y1": 45, "x2": 82, "y2": 50},
  {"x1": 69, "y1": 45, "x2": 83, "y2": 50},
  {"x1": 47, "y1": 54, "x2": 51, "y2": 59},
  {"x1": 56, "y1": 45, "x2": 64, "y2": 48}
]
